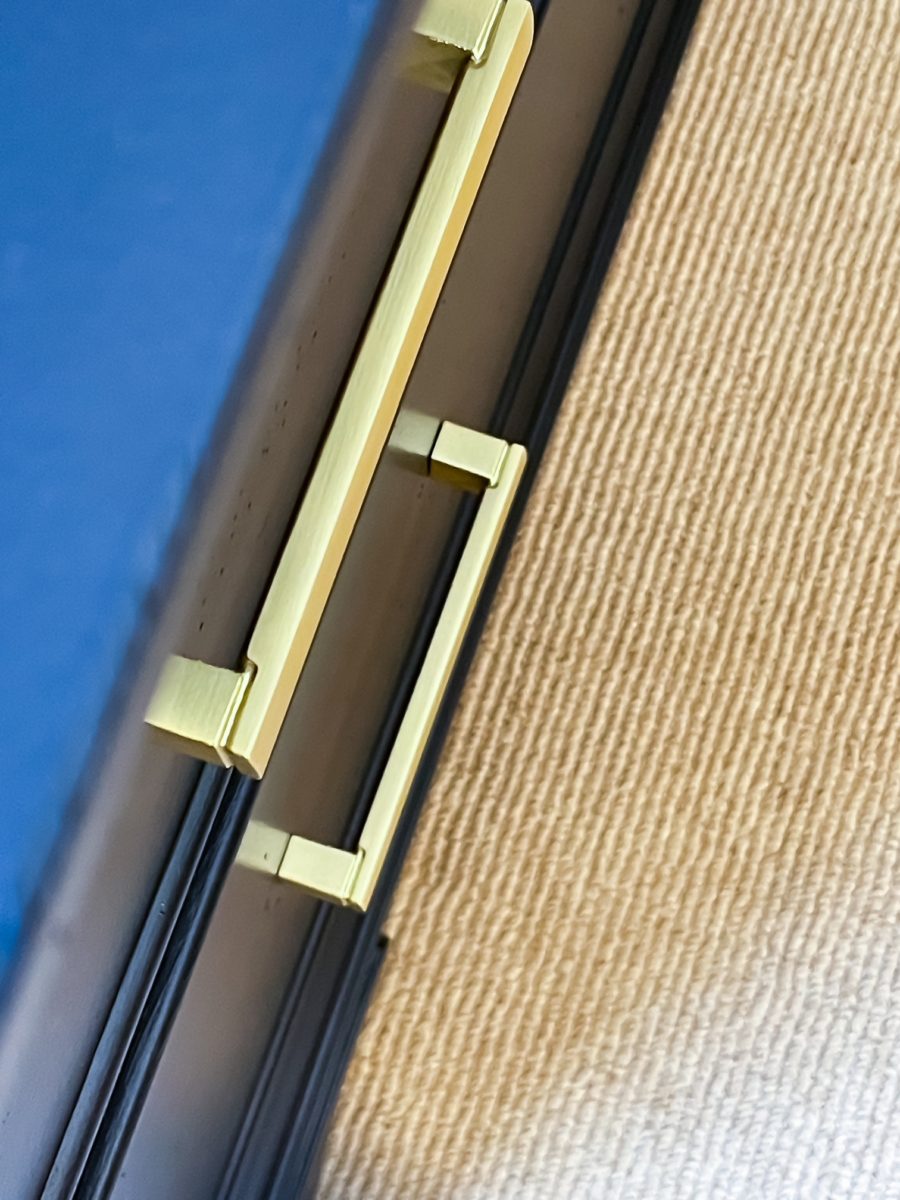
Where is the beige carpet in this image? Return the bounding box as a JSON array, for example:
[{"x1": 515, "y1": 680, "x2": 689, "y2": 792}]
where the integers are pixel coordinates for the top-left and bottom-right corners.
[{"x1": 319, "y1": 1, "x2": 900, "y2": 1196}]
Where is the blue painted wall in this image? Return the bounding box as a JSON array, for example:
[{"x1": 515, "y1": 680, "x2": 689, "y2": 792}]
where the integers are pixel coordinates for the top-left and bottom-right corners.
[{"x1": 0, "y1": 0, "x2": 386, "y2": 976}]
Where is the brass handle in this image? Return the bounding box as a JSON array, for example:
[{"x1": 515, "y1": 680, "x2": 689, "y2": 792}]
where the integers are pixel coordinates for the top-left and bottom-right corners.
[
  {"x1": 145, "y1": 0, "x2": 533, "y2": 777},
  {"x1": 237, "y1": 423, "x2": 526, "y2": 910}
]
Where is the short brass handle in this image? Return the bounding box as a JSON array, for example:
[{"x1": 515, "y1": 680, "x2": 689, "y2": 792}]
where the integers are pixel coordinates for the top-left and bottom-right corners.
[
  {"x1": 238, "y1": 422, "x2": 526, "y2": 910},
  {"x1": 145, "y1": 0, "x2": 533, "y2": 777}
]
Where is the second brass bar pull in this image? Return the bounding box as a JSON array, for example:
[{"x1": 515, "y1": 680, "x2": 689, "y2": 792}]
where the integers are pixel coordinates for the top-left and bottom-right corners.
[
  {"x1": 146, "y1": 0, "x2": 533, "y2": 777},
  {"x1": 238, "y1": 423, "x2": 527, "y2": 910}
]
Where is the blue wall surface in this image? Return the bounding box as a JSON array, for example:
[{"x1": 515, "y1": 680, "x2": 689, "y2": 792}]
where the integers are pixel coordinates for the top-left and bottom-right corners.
[{"x1": 0, "y1": 0, "x2": 386, "y2": 976}]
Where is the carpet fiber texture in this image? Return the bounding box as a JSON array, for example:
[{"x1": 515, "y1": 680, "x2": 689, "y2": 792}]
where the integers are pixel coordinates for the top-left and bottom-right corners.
[{"x1": 320, "y1": 1, "x2": 900, "y2": 1196}]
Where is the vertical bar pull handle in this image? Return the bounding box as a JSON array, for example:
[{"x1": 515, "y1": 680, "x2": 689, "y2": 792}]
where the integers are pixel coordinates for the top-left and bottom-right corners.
[
  {"x1": 145, "y1": 0, "x2": 533, "y2": 777},
  {"x1": 239, "y1": 423, "x2": 526, "y2": 910}
]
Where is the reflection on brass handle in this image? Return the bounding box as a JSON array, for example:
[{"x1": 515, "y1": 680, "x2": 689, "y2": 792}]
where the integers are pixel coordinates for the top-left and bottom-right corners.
[
  {"x1": 145, "y1": 0, "x2": 533, "y2": 777},
  {"x1": 238, "y1": 423, "x2": 526, "y2": 910}
]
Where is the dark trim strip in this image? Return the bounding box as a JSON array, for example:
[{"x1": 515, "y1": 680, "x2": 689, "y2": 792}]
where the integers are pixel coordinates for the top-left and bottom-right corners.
[{"x1": 42, "y1": 769, "x2": 258, "y2": 1199}]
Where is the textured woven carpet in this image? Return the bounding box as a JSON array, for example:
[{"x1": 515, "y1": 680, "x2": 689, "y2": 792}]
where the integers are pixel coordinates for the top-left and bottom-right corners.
[{"x1": 319, "y1": 1, "x2": 900, "y2": 1196}]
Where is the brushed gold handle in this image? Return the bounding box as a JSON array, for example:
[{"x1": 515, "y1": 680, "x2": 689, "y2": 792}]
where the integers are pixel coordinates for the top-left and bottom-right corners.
[
  {"x1": 237, "y1": 422, "x2": 526, "y2": 910},
  {"x1": 145, "y1": 0, "x2": 533, "y2": 777}
]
